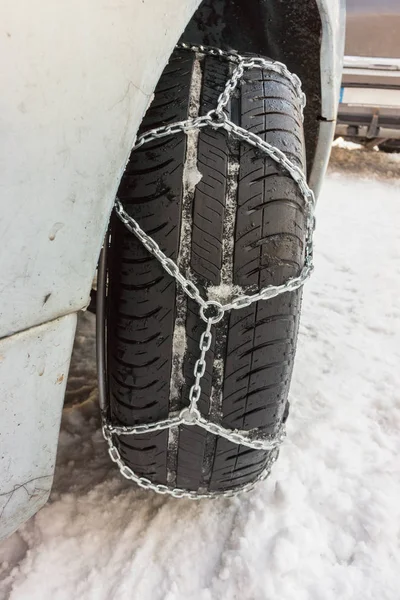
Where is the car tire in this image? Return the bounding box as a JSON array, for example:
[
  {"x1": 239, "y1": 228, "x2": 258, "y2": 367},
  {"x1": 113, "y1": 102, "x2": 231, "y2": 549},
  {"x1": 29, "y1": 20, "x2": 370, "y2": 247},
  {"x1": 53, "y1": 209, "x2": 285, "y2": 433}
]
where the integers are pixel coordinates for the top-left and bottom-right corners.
[
  {"x1": 378, "y1": 139, "x2": 400, "y2": 154},
  {"x1": 105, "y1": 47, "x2": 307, "y2": 494}
]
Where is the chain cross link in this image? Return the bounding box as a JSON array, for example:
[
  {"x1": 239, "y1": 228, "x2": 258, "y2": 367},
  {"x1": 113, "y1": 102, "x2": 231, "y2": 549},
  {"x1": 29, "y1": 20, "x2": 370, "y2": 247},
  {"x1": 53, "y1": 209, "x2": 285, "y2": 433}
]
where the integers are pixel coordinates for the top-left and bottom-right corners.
[{"x1": 101, "y1": 43, "x2": 316, "y2": 499}]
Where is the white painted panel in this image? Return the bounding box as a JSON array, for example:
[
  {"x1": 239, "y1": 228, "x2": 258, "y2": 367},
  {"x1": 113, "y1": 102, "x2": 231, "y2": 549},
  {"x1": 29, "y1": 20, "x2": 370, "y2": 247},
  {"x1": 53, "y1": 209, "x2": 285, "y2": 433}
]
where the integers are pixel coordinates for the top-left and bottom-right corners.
[
  {"x1": 344, "y1": 56, "x2": 400, "y2": 70},
  {"x1": 344, "y1": 68, "x2": 400, "y2": 78},
  {"x1": 309, "y1": 0, "x2": 345, "y2": 198},
  {"x1": 0, "y1": 0, "x2": 200, "y2": 338},
  {"x1": 342, "y1": 87, "x2": 400, "y2": 108},
  {"x1": 0, "y1": 314, "x2": 76, "y2": 541}
]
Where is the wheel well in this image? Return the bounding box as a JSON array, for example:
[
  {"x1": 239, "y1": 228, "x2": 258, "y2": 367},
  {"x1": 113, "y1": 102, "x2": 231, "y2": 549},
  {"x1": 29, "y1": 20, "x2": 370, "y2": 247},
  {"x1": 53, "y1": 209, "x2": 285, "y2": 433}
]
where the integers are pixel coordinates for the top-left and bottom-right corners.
[{"x1": 181, "y1": 0, "x2": 322, "y2": 177}]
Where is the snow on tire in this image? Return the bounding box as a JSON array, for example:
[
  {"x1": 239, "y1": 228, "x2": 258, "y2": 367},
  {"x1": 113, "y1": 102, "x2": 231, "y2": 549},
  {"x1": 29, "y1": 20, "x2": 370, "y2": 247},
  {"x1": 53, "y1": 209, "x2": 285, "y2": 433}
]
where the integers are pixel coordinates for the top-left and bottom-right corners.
[{"x1": 105, "y1": 48, "x2": 307, "y2": 493}]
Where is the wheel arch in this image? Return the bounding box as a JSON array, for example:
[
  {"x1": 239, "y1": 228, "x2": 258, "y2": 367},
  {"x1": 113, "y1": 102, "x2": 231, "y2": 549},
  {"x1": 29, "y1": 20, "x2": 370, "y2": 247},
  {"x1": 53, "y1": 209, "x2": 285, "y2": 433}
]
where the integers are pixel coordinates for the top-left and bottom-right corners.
[{"x1": 0, "y1": 0, "x2": 202, "y2": 540}]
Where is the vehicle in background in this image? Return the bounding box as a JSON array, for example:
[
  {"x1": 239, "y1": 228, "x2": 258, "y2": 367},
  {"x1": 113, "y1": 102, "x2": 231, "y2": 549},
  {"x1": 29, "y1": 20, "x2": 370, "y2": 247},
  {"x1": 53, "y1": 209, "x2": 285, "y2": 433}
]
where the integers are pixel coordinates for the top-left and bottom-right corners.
[{"x1": 337, "y1": 0, "x2": 400, "y2": 151}]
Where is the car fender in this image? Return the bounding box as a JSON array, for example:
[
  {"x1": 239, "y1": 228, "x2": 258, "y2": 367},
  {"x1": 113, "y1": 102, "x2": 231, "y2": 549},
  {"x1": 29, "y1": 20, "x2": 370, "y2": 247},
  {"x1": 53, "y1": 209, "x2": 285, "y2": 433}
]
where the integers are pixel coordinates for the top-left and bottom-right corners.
[{"x1": 0, "y1": 0, "x2": 200, "y2": 541}]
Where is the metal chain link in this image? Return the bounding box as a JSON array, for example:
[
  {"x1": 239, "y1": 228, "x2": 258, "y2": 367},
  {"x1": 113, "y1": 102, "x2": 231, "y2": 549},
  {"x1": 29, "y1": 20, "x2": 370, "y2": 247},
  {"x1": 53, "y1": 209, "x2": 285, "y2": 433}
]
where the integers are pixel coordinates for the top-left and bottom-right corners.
[
  {"x1": 101, "y1": 43, "x2": 316, "y2": 499},
  {"x1": 102, "y1": 420, "x2": 280, "y2": 499},
  {"x1": 176, "y1": 42, "x2": 306, "y2": 111}
]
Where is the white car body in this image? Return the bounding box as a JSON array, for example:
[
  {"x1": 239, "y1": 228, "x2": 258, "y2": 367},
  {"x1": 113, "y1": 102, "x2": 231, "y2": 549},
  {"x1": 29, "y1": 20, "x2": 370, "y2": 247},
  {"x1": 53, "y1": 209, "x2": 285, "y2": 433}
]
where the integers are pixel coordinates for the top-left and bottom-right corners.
[{"x1": 0, "y1": 0, "x2": 344, "y2": 539}]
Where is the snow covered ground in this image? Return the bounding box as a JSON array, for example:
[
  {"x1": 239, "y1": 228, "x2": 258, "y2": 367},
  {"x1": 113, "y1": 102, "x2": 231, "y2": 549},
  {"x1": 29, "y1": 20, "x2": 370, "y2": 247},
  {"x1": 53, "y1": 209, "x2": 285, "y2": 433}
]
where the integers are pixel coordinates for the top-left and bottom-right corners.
[{"x1": 1, "y1": 160, "x2": 400, "y2": 599}]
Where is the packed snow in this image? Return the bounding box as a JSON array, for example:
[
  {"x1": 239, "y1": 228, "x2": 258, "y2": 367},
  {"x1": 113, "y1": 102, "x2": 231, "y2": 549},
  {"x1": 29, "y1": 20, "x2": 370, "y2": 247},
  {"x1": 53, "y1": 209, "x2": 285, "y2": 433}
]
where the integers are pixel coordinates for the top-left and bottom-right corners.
[{"x1": 1, "y1": 163, "x2": 400, "y2": 599}]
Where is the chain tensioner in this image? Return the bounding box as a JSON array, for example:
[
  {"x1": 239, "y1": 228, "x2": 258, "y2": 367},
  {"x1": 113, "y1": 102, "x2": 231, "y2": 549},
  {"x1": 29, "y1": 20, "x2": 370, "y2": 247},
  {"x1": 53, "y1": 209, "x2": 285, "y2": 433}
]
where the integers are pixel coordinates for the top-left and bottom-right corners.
[{"x1": 98, "y1": 43, "x2": 316, "y2": 499}]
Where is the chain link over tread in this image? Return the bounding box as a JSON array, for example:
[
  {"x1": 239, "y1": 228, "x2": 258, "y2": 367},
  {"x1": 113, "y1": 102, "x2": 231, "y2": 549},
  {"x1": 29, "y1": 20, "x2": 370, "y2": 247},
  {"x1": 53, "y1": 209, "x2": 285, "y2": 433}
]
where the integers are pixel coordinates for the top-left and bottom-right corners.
[
  {"x1": 102, "y1": 44, "x2": 315, "y2": 499},
  {"x1": 106, "y1": 50, "x2": 194, "y2": 484}
]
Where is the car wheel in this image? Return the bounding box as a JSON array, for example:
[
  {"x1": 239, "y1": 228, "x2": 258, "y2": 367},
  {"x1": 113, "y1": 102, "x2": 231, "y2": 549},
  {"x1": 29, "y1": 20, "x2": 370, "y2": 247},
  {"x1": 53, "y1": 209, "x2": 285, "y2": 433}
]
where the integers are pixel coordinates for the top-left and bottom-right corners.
[
  {"x1": 104, "y1": 47, "x2": 307, "y2": 494},
  {"x1": 378, "y1": 139, "x2": 400, "y2": 154}
]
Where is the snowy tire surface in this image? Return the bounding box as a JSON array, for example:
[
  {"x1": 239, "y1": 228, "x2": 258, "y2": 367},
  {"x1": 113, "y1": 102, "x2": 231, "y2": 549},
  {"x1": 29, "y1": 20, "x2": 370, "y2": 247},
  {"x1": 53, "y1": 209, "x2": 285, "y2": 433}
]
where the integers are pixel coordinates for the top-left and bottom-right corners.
[{"x1": 106, "y1": 48, "x2": 307, "y2": 493}]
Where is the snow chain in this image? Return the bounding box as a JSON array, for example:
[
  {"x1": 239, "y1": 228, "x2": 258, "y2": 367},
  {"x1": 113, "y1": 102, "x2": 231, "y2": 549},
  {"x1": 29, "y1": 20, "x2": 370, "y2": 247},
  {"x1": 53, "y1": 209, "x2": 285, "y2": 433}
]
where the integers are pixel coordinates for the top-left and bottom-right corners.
[{"x1": 100, "y1": 43, "x2": 316, "y2": 499}]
